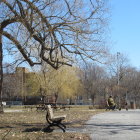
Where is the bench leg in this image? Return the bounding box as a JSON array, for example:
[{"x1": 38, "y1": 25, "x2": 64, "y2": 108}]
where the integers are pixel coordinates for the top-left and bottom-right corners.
[
  {"x1": 59, "y1": 122, "x2": 66, "y2": 128},
  {"x1": 56, "y1": 124, "x2": 66, "y2": 132},
  {"x1": 46, "y1": 121, "x2": 66, "y2": 132}
]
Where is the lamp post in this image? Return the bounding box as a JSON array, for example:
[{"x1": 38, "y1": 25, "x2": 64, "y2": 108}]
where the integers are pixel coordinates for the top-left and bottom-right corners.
[
  {"x1": 117, "y1": 52, "x2": 120, "y2": 86},
  {"x1": 117, "y1": 52, "x2": 121, "y2": 107}
]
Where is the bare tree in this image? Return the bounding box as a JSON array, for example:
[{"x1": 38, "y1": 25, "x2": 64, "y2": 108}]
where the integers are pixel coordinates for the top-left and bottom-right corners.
[
  {"x1": 106, "y1": 53, "x2": 130, "y2": 107},
  {"x1": 0, "y1": 0, "x2": 109, "y2": 112},
  {"x1": 107, "y1": 53, "x2": 130, "y2": 83},
  {"x1": 121, "y1": 67, "x2": 140, "y2": 108},
  {"x1": 81, "y1": 63, "x2": 107, "y2": 105}
]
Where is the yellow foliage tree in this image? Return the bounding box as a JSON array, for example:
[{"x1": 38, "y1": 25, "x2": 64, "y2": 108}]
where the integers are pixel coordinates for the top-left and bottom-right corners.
[{"x1": 37, "y1": 65, "x2": 82, "y2": 103}]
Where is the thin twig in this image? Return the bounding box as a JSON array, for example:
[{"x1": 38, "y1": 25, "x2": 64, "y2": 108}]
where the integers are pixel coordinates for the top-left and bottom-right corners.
[{"x1": 2, "y1": 128, "x2": 12, "y2": 140}]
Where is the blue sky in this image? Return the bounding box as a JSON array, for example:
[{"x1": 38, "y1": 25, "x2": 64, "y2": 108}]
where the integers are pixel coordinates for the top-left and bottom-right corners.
[{"x1": 110, "y1": 0, "x2": 140, "y2": 69}]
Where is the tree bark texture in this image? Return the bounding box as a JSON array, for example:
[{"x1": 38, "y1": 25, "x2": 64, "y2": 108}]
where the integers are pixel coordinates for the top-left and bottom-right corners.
[{"x1": 0, "y1": 33, "x2": 3, "y2": 113}]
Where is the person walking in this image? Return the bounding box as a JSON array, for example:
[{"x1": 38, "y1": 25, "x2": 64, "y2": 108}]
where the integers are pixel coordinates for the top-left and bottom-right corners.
[{"x1": 125, "y1": 101, "x2": 128, "y2": 111}]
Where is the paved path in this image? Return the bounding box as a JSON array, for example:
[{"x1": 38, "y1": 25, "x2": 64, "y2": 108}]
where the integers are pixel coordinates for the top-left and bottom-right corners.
[{"x1": 85, "y1": 110, "x2": 140, "y2": 140}]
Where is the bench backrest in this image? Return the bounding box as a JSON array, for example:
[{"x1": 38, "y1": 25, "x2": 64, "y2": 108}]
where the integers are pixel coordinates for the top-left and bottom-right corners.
[{"x1": 47, "y1": 105, "x2": 54, "y2": 119}]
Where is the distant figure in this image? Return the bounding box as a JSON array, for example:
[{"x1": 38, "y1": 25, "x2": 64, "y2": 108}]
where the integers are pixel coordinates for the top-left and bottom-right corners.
[
  {"x1": 106, "y1": 95, "x2": 116, "y2": 110},
  {"x1": 125, "y1": 102, "x2": 128, "y2": 111}
]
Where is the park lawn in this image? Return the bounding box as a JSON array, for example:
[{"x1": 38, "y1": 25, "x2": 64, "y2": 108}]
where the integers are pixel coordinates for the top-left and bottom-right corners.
[{"x1": 0, "y1": 106, "x2": 105, "y2": 140}]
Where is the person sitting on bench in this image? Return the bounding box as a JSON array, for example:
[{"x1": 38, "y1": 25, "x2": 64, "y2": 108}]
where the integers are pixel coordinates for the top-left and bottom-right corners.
[{"x1": 107, "y1": 95, "x2": 116, "y2": 110}]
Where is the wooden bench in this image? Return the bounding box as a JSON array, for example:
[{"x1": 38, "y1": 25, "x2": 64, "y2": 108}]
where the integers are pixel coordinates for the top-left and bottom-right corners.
[
  {"x1": 59, "y1": 105, "x2": 71, "y2": 111},
  {"x1": 51, "y1": 105, "x2": 70, "y2": 111},
  {"x1": 24, "y1": 105, "x2": 34, "y2": 111},
  {"x1": 36, "y1": 104, "x2": 47, "y2": 112},
  {"x1": 46, "y1": 105, "x2": 66, "y2": 132}
]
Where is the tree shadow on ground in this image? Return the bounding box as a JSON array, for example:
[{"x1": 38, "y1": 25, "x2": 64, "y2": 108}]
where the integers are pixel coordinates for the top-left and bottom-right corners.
[
  {"x1": 0, "y1": 123, "x2": 53, "y2": 132},
  {"x1": 0, "y1": 126, "x2": 13, "y2": 129},
  {"x1": 1, "y1": 122, "x2": 44, "y2": 128},
  {"x1": 23, "y1": 126, "x2": 54, "y2": 133}
]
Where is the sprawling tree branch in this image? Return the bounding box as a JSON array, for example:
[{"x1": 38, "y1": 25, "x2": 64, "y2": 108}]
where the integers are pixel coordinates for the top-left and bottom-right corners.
[{"x1": 1, "y1": 0, "x2": 109, "y2": 68}]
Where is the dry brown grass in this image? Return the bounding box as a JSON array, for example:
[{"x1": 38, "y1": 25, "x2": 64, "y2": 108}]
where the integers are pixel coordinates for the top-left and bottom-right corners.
[{"x1": 0, "y1": 106, "x2": 105, "y2": 140}]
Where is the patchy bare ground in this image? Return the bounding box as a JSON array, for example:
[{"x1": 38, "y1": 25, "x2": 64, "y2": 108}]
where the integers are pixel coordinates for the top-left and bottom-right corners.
[{"x1": 0, "y1": 106, "x2": 105, "y2": 140}]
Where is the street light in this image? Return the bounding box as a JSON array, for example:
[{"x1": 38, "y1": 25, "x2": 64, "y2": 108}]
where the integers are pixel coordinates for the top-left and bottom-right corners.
[
  {"x1": 117, "y1": 52, "x2": 121, "y2": 107},
  {"x1": 117, "y1": 52, "x2": 120, "y2": 86}
]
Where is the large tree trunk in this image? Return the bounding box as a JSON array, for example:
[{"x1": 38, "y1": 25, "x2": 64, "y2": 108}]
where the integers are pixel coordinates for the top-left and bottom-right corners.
[
  {"x1": 0, "y1": 33, "x2": 3, "y2": 113},
  {"x1": 54, "y1": 92, "x2": 58, "y2": 105}
]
